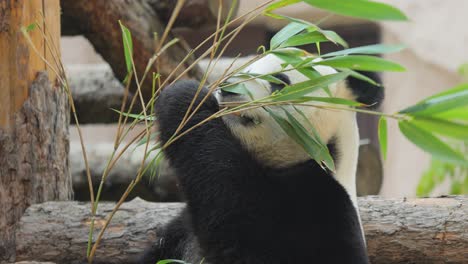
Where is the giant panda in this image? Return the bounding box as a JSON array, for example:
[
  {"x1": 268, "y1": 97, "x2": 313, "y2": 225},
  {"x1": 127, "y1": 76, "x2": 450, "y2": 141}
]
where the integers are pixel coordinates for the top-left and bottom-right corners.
[{"x1": 139, "y1": 53, "x2": 383, "y2": 264}]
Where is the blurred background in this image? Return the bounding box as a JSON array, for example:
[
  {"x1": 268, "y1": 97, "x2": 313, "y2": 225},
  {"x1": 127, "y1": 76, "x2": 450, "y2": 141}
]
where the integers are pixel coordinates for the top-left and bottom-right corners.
[{"x1": 62, "y1": 0, "x2": 468, "y2": 201}]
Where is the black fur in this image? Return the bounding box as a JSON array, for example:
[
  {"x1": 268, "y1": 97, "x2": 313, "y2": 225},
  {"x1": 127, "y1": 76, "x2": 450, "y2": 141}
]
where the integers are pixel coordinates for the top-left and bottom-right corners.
[
  {"x1": 270, "y1": 73, "x2": 291, "y2": 92},
  {"x1": 347, "y1": 71, "x2": 384, "y2": 109},
  {"x1": 138, "y1": 80, "x2": 369, "y2": 264}
]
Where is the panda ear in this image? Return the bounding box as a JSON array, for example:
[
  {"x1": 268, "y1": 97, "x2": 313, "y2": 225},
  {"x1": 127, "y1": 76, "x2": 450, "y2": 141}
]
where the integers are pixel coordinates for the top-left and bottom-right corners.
[
  {"x1": 270, "y1": 73, "x2": 291, "y2": 92},
  {"x1": 347, "y1": 71, "x2": 384, "y2": 109}
]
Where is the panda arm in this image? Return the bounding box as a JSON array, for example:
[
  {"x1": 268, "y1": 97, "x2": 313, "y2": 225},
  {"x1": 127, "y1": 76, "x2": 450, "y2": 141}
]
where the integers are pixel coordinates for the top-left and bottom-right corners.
[
  {"x1": 155, "y1": 80, "x2": 266, "y2": 258},
  {"x1": 155, "y1": 80, "x2": 261, "y2": 207}
]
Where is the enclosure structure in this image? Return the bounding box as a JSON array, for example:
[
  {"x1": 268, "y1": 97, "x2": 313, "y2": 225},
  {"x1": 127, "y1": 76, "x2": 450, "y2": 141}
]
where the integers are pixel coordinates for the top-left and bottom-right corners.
[{"x1": 0, "y1": 1, "x2": 72, "y2": 262}]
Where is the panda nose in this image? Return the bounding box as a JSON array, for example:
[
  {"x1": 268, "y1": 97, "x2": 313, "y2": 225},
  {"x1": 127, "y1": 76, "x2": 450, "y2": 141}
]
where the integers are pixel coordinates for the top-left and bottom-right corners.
[{"x1": 220, "y1": 89, "x2": 238, "y2": 97}]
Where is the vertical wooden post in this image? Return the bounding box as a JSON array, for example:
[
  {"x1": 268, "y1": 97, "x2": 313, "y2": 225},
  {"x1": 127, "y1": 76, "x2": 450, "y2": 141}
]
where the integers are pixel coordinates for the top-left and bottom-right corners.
[{"x1": 0, "y1": 1, "x2": 72, "y2": 262}]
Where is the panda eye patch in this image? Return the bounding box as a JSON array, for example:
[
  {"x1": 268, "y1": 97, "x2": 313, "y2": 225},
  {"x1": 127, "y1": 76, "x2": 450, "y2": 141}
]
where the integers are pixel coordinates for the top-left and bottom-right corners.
[{"x1": 269, "y1": 73, "x2": 291, "y2": 92}]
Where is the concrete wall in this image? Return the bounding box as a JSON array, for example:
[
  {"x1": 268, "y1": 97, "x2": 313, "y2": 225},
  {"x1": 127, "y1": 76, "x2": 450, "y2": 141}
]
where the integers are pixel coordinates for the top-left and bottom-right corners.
[{"x1": 379, "y1": 1, "x2": 466, "y2": 196}]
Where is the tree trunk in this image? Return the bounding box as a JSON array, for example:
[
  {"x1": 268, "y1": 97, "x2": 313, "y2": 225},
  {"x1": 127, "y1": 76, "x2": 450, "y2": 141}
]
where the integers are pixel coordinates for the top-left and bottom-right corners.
[
  {"x1": 15, "y1": 196, "x2": 468, "y2": 264},
  {"x1": 60, "y1": 0, "x2": 209, "y2": 99},
  {"x1": 0, "y1": 1, "x2": 72, "y2": 262}
]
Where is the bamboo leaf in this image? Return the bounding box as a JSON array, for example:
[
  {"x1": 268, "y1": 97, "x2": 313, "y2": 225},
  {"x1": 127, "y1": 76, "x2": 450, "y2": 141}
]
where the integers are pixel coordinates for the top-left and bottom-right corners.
[
  {"x1": 434, "y1": 106, "x2": 468, "y2": 120},
  {"x1": 294, "y1": 96, "x2": 363, "y2": 106},
  {"x1": 398, "y1": 121, "x2": 467, "y2": 165},
  {"x1": 378, "y1": 117, "x2": 388, "y2": 161},
  {"x1": 111, "y1": 108, "x2": 157, "y2": 121},
  {"x1": 281, "y1": 16, "x2": 348, "y2": 47},
  {"x1": 399, "y1": 84, "x2": 468, "y2": 116},
  {"x1": 303, "y1": 0, "x2": 408, "y2": 21},
  {"x1": 273, "y1": 72, "x2": 349, "y2": 101},
  {"x1": 265, "y1": 0, "x2": 302, "y2": 18},
  {"x1": 322, "y1": 44, "x2": 405, "y2": 57},
  {"x1": 344, "y1": 69, "x2": 381, "y2": 86},
  {"x1": 314, "y1": 55, "x2": 406, "y2": 72},
  {"x1": 270, "y1": 22, "x2": 308, "y2": 49},
  {"x1": 267, "y1": 109, "x2": 335, "y2": 171},
  {"x1": 271, "y1": 48, "x2": 308, "y2": 66},
  {"x1": 220, "y1": 83, "x2": 249, "y2": 95},
  {"x1": 157, "y1": 260, "x2": 189, "y2": 264},
  {"x1": 286, "y1": 108, "x2": 335, "y2": 171},
  {"x1": 119, "y1": 21, "x2": 134, "y2": 74},
  {"x1": 410, "y1": 117, "x2": 468, "y2": 140},
  {"x1": 279, "y1": 31, "x2": 328, "y2": 48}
]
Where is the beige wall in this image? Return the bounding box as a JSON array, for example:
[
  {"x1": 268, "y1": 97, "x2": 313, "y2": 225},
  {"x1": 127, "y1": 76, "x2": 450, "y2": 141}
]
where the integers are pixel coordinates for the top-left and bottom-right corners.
[
  {"x1": 242, "y1": 0, "x2": 468, "y2": 196},
  {"x1": 379, "y1": 0, "x2": 467, "y2": 196}
]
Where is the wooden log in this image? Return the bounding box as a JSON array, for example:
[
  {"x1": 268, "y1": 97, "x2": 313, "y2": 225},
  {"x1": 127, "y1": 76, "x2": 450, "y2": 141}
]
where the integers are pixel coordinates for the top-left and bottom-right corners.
[
  {"x1": 62, "y1": 0, "x2": 239, "y2": 34},
  {"x1": 147, "y1": 0, "x2": 239, "y2": 29},
  {"x1": 0, "y1": 1, "x2": 72, "y2": 262},
  {"x1": 60, "y1": 0, "x2": 205, "y2": 99},
  {"x1": 15, "y1": 196, "x2": 468, "y2": 264},
  {"x1": 70, "y1": 141, "x2": 179, "y2": 202},
  {"x1": 69, "y1": 139, "x2": 379, "y2": 202},
  {"x1": 66, "y1": 64, "x2": 134, "y2": 124}
]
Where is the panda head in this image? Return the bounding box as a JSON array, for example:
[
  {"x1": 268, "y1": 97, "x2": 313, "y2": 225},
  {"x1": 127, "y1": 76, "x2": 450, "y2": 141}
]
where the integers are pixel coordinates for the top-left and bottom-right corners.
[{"x1": 216, "y1": 54, "x2": 383, "y2": 168}]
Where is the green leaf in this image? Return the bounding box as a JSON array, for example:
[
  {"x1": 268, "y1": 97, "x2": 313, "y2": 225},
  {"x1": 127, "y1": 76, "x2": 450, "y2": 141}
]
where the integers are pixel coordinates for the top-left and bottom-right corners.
[
  {"x1": 319, "y1": 30, "x2": 348, "y2": 48},
  {"x1": 410, "y1": 117, "x2": 468, "y2": 140},
  {"x1": 267, "y1": 109, "x2": 335, "y2": 171},
  {"x1": 220, "y1": 83, "x2": 250, "y2": 95},
  {"x1": 271, "y1": 48, "x2": 308, "y2": 65},
  {"x1": 424, "y1": 83, "x2": 468, "y2": 101},
  {"x1": 111, "y1": 108, "x2": 157, "y2": 121},
  {"x1": 321, "y1": 44, "x2": 406, "y2": 57},
  {"x1": 378, "y1": 117, "x2": 388, "y2": 161},
  {"x1": 296, "y1": 67, "x2": 333, "y2": 96},
  {"x1": 303, "y1": 0, "x2": 408, "y2": 21},
  {"x1": 450, "y1": 181, "x2": 463, "y2": 195},
  {"x1": 25, "y1": 23, "x2": 36, "y2": 32},
  {"x1": 279, "y1": 31, "x2": 329, "y2": 48},
  {"x1": 434, "y1": 106, "x2": 468, "y2": 120},
  {"x1": 135, "y1": 133, "x2": 160, "y2": 149},
  {"x1": 314, "y1": 55, "x2": 406, "y2": 72},
  {"x1": 273, "y1": 71, "x2": 350, "y2": 101},
  {"x1": 398, "y1": 121, "x2": 467, "y2": 165},
  {"x1": 344, "y1": 69, "x2": 381, "y2": 87},
  {"x1": 293, "y1": 96, "x2": 362, "y2": 106},
  {"x1": 279, "y1": 16, "x2": 348, "y2": 47},
  {"x1": 286, "y1": 110, "x2": 335, "y2": 171},
  {"x1": 417, "y1": 167, "x2": 436, "y2": 197},
  {"x1": 265, "y1": 0, "x2": 302, "y2": 18},
  {"x1": 458, "y1": 63, "x2": 468, "y2": 79},
  {"x1": 265, "y1": 0, "x2": 301, "y2": 12},
  {"x1": 157, "y1": 260, "x2": 189, "y2": 264},
  {"x1": 270, "y1": 22, "x2": 308, "y2": 49},
  {"x1": 399, "y1": 84, "x2": 468, "y2": 116},
  {"x1": 119, "y1": 21, "x2": 134, "y2": 74}
]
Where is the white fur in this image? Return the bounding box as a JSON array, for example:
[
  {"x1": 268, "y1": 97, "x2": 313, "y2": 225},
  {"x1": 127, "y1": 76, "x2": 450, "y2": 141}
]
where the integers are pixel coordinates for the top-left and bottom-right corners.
[{"x1": 217, "y1": 54, "x2": 363, "y2": 234}]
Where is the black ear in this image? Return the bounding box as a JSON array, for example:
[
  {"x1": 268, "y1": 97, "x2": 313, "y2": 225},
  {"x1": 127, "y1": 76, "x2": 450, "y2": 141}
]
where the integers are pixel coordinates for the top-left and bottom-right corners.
[
  {"x1": 270, "y1": 73, "x2": 291, "y2": 92},
  {"x1": 347, "y1": 71, "x2": 384, "y2": 109}
]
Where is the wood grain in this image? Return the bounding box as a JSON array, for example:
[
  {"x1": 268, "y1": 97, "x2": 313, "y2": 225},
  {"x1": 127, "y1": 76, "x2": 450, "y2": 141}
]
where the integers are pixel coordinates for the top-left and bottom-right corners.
[
  {"x1": 0, "y1": 1, "x2": 71, "y2": 262},
  {"x1": 15, "y1": 196, "x2": 468, "y2": 264}
]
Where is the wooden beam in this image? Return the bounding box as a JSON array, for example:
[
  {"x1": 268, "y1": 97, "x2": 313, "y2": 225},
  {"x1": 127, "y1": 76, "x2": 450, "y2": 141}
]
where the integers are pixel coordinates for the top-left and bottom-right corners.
[
  {"x1": 0, "y1": 1, "x2": 72, "y2": 262},
  {"x1": 60, "y1": 0, "x2": 206, "y2": 99},
  {"x1": 14, "y1": 196, "x2": 468, "y2": 263}
]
